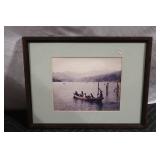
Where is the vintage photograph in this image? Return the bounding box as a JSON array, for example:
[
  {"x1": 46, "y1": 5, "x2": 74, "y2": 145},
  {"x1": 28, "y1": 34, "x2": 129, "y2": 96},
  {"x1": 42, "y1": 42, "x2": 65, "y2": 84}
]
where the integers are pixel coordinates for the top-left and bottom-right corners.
[{"x1": 52, "y1": 58, "x2": 121, "y2": 111}]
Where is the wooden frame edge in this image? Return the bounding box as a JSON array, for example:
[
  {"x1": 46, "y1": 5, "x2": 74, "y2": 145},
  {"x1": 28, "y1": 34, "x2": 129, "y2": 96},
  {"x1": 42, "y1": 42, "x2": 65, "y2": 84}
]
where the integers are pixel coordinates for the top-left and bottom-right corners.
[{"x1": 22, "y1": 37, "x2": 152, "y2": 129}]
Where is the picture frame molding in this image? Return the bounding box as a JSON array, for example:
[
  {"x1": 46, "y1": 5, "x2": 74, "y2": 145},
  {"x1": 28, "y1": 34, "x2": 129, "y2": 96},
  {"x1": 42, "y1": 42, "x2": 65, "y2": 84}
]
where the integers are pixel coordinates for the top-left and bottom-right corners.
[{"x1": 22, "y1": 36, "x2": 152, "y2": 129}]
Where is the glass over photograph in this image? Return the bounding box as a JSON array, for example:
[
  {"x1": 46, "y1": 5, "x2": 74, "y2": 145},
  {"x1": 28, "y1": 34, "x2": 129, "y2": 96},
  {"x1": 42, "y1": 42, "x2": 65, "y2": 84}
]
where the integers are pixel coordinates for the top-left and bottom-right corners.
[{"x1": 52, "y1": 58, "x2": 122, "y2": 111}]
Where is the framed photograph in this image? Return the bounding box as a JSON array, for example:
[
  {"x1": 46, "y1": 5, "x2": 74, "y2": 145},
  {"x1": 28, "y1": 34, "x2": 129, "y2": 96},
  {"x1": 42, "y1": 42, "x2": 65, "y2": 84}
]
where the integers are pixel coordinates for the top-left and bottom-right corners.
[{"x1": 23, "y1": 37, "x2": 152, "y2": 128}]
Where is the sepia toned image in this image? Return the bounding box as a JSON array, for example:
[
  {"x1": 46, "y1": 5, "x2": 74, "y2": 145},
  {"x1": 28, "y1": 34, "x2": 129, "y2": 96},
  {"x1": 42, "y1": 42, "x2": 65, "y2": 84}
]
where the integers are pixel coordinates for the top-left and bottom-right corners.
[{"x1": 52, "y1": 58, "x2": 122, "y2": 111}]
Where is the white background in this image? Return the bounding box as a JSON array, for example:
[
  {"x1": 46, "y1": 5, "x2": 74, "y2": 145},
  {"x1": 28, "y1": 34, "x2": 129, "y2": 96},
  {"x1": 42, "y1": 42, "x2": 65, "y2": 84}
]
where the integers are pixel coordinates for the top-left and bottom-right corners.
[{"x1": 0, "y1": 0, "x2": 159, "y2": 160}]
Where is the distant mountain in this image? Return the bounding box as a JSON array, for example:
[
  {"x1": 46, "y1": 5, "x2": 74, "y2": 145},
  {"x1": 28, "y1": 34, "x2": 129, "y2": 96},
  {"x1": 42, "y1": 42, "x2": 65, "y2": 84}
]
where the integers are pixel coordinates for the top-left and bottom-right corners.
[
  {"x1": 52, "y1": 72, "x2": 75, "y2": 82},
  {"x1": 80, "y1": 71, "x2": 121, "y2": 82},
  {"x1": 52, "y1": 78, "x2": 62, "y2": 82},
  {"x1": 52, "y1": 71, "x2": 121, "y2": 82}
]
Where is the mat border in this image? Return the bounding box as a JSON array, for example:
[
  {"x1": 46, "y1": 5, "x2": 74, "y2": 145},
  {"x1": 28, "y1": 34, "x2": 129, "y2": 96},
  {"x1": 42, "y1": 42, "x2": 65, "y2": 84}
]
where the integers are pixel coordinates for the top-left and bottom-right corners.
[{"x1": 22, "y1": 37, "x2": 152, "y2": 129}]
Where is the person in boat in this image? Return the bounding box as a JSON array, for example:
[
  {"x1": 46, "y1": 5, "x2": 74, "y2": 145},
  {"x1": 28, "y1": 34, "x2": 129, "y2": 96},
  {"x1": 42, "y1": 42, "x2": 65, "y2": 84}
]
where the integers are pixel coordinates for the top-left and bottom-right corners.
[
  {"x1": 87, "y1": 95, "x2": 91, "y2": 99},
  {"x1": 97, "y1": 89, "x2": 103, "y2": 98},
  {"x1": 100, "y1": 90, "x2": 103, "y2": 98},
  {"x1": 74, "y1": 91, "x2": 79, "y2": 96},
  {"x1": 85, "y1": 93, "x2": 91, "y2": 99},
  {"x1": 90, "y1": 93, "x2": 95, "y2": 98},
  {"x1": 80, "y1": 91, "x2": 84, "y2": 97}
]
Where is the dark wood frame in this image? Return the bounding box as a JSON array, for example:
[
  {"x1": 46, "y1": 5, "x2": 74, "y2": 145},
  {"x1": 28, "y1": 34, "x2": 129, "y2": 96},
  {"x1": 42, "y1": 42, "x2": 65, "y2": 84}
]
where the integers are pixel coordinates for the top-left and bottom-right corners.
[{"x1": 22, "y1": 37, "x2": 152, "y2": 129}]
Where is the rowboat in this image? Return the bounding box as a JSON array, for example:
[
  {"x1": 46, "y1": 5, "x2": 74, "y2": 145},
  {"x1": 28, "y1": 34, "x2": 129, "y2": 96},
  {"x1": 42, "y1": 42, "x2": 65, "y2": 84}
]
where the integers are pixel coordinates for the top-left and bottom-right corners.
[
  {"x1": 73, "y1": 82, "x2": 104, "y2": 103},
  {"x1": 73, "y1": 94, "x2": 103, "y2": 103}
]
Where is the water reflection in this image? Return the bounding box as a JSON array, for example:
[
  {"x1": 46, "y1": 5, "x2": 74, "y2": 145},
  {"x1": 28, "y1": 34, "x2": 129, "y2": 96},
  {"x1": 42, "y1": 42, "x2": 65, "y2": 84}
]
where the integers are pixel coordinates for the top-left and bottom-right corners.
[
  {"x1": 73, "y1": 98, "x2": 104, "y2": 111},
  {"x1": 53, "y1": 82, "x2": 120, "y2": 111}
]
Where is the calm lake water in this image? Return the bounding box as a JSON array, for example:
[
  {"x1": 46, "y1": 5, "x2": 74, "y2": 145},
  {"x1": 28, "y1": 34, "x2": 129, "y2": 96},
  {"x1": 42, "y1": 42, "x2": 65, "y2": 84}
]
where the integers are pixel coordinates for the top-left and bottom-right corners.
[{"x1": 53, "y1": 82, "x2": 120, "y2": 111}]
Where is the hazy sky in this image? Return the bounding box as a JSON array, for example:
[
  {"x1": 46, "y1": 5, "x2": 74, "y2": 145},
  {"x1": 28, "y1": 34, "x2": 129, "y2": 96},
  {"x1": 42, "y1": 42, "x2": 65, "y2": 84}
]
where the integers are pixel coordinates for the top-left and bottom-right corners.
[{"x1": 52, "y1": 58, "x2": 121, "y2": 75}]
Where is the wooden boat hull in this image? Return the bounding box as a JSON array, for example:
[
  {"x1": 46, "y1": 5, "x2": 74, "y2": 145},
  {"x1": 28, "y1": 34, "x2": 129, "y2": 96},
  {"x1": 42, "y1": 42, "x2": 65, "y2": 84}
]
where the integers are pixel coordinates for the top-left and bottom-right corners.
[{"x1": 73, "y1": 95, "x2": 103, "y2": 103}]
